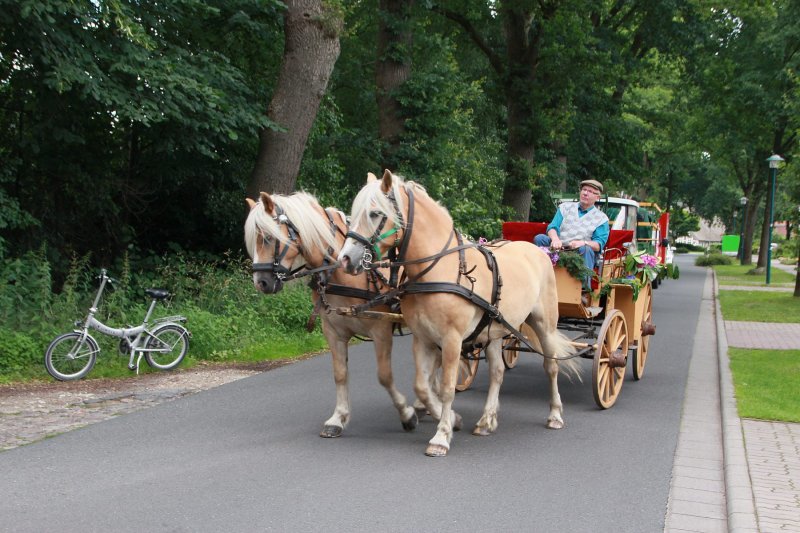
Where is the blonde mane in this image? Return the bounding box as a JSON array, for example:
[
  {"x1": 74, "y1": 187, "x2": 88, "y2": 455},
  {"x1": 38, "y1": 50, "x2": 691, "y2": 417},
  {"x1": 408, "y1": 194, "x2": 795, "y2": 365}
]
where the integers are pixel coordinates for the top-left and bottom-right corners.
[
  {"x1": 349, "y1": 173, "x2": 440, "y2": 236},
  {"x1": 244, "y1": 192, "x2": 340, "y2": 260}
]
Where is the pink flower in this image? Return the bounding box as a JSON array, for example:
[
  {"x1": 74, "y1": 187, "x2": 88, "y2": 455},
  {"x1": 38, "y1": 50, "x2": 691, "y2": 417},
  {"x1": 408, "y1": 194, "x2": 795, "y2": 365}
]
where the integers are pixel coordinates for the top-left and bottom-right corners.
[
  {"x1": 478, "y1": 237, "x2": 488, "y2": 246},
  {"x1": 641, "y1": 254, "x2": 659, "y2": 268},
  {"x1": 539, "y1": 246, "x2": 559, "y2": 265}
]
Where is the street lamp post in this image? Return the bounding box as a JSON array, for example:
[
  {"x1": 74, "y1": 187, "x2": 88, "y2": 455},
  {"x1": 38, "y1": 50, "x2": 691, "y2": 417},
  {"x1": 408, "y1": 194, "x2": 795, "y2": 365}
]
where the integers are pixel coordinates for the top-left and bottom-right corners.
[
  {"x1": 766, "y1": 154, "x2": 785, "y2": 285},
  {"x1": 738, "y1": 196, "x2": 747, "y2": 262}
]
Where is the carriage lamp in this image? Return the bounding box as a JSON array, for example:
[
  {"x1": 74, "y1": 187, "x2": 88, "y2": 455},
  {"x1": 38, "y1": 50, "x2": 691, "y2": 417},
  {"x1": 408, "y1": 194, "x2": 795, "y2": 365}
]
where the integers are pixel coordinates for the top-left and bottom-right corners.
[
  {"x1": 766, "y1": 154, "x2": 785, "y2": 285},
  {"x1": 738, "y1": 196, "x2": 747, "y2": 262}
]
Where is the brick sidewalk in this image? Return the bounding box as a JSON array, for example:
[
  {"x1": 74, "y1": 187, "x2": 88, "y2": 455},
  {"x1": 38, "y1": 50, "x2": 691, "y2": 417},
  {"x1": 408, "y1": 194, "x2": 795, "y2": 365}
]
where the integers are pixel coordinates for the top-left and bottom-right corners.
[
  {"x1": 742, "y1": 420, "x2": 800, "y2": 533},
  {"x1": 719, "y1": 280, "x2": 800, "y2": 533},
  {"x1": 725, "y1": 321, "x2": 800, "y2": 350}
]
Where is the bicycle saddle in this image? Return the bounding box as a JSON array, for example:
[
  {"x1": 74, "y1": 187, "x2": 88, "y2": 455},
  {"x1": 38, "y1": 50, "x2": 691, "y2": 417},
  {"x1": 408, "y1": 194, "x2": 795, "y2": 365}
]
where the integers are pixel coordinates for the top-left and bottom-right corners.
[{"x1": 145, "y1": 289, "x2": 171, "y2": 300}]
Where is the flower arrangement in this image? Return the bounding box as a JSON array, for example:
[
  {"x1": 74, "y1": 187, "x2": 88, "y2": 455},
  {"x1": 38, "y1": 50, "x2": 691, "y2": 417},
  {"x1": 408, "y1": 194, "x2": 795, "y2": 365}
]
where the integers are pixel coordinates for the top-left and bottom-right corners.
[
  {"x1": 539, "y1": 246, "x2": 596, "y2": 285},
  {"x1": 600, "y1": 249, "x2": 679, "y2": 300}
]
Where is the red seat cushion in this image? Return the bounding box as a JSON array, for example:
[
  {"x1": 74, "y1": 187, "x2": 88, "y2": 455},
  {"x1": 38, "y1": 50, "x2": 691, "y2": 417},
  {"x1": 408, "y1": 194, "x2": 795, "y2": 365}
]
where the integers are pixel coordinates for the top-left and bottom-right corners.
[
  {"x1": 501, "y1": 222, "x2": 548, "y2": 242},
  {"x1": 604, "y1": 230, "x2": 633, "y2": 260}
]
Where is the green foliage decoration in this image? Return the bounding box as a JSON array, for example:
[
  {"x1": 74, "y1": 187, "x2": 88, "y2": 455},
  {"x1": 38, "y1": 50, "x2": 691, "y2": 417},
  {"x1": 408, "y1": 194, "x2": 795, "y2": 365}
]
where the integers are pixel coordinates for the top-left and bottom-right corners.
[{"x1": 599, "y1": 249, "x2": 678, "y2": 301}]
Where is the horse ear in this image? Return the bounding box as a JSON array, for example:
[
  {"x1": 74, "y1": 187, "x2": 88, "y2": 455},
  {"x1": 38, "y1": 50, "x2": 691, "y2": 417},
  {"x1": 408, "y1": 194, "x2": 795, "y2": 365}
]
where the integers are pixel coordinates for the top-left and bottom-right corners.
[
  {"x1": 366, "y1": 172, "x2": 377, "y2": 183},
  {"x1": 380, "y1": 169, "x2": 393, "y2": 194},
  {"x1": 246, "y1": 198, "x2": 257, "y2": 210},
  {"x1": 259, "y1": 192, "x2": 274, "y2": 212}
]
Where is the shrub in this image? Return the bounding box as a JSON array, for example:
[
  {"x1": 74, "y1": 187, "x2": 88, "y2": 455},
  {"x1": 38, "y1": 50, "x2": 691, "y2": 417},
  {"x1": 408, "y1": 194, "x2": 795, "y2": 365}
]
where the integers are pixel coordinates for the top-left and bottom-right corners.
[
  {"x1": 777, "y1": 239, "x2": 798, "y2": 261},
  {"x1": 0, "y1": 328, "x2": 39, "y2": 373},
  {"x1": 2, "y1": 251, "x2": 323, "y2": 381},
  {"x1": 696, "y1": 253, "x2": 733, "y2": 266}
]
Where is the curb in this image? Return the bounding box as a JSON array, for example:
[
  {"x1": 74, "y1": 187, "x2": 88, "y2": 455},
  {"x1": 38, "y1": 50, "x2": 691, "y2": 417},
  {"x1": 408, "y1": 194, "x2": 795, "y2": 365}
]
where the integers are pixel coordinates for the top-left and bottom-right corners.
[{"x1": 713, "y1": 271, "x2": 759, "y2": 532}]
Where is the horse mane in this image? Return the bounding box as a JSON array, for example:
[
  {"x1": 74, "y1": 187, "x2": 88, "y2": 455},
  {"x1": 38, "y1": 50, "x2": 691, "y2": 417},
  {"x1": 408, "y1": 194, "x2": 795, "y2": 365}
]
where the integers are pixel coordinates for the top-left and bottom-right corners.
[
  {"x1": 244, "y1": 191, "x2": 340, "y2": 260},
  {"x1": 350, "y1": 173, "x2": 446, "y2": 235}
]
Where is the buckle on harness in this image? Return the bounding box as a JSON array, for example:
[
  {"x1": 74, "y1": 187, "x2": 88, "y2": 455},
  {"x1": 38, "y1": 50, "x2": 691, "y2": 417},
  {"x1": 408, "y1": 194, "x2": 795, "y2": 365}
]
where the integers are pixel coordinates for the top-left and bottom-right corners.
[{"x1": 361, "y1": 250, "x2": 374, "y2": 270}]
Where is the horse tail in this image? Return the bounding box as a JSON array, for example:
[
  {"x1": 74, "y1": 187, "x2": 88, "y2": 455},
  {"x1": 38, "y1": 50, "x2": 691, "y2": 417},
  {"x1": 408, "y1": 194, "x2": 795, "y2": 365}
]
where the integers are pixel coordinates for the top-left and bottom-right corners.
[{"x1": 545, "y1": 329, "x2": 582, "y2": 382}]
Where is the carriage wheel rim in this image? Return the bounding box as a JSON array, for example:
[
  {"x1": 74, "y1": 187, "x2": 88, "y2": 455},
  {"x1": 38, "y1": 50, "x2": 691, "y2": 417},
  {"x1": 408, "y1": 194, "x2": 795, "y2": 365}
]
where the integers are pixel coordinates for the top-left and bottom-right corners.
[
  {"x1": 593, "y1": 310, "x2": 628, "y2": 409},
  {"x1": 633, "y1": 283, "x2": 652, "y2": 380},
  {"x1": 455, "y1": 350, "x2": 480, "y2": 392},
  {"x1": 502, "y1": 336, "x2": 520, "y2": 369}
]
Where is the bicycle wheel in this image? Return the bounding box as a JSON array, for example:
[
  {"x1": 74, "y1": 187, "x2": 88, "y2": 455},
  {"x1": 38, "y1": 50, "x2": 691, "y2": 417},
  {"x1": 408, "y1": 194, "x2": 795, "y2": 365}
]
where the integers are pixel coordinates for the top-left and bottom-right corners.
[
  {"x1": 44, "y1": 332, "x2": 99, "y2": 381},
  {"x1": 144, "y1": 324, "x2": 189, "y2": 370}
]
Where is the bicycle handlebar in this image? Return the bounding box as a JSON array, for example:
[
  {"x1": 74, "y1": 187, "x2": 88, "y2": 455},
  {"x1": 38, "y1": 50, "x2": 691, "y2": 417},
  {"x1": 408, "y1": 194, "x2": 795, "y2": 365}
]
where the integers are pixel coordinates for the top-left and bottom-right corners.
[{"x1": 97, "y1": 269, "x2": 117, "y2": 285}]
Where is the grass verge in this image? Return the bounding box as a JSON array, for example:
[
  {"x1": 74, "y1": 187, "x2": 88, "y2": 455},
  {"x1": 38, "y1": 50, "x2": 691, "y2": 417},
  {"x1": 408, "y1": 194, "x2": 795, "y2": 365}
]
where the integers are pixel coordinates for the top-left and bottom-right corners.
[
  {"x1": 728, "y1": 348, "x2": 800, "y2": 423},
  {"x1": 714, "y1": 264, "x2": 795, "y2": 286},
  {"x1": 717, "y1": 290, "x2": 800, "y2": 322}
]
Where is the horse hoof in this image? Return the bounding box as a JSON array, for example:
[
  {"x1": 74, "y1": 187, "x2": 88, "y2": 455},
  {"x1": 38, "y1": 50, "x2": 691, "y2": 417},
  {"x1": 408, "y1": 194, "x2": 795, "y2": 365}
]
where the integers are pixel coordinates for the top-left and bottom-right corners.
[
  {"x1": 425, "y1": 444, "x2": 449, "y2": 457},
  {"x1": 402, "y1": 412, "x2": 418, "y2": 432},
  {"x1": 546, "y1": 418, "x2": 564, "y2": 430},
  {"x1": 472, "y1": 426, "x2": 492, "y2": 436},
  {"x1": 320, "y1": 425, "x2": 343, "y2": 438},
  {"x1": 453, "y1": 413, "x2": 463, "y2": 432}
]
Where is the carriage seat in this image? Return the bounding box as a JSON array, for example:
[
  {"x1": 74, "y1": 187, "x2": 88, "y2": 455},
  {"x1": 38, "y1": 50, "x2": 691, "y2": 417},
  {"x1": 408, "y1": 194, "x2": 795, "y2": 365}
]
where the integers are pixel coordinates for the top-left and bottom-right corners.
[{"x1": 500, "y1": 222, "x2": 633, "y2": 288}]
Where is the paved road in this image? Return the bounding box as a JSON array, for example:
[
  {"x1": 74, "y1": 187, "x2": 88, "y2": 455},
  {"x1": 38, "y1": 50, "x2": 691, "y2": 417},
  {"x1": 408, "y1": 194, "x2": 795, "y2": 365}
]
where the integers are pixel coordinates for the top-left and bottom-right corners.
[{"x1": 0, "y1": 255, "x2": 704, "y2": 532}]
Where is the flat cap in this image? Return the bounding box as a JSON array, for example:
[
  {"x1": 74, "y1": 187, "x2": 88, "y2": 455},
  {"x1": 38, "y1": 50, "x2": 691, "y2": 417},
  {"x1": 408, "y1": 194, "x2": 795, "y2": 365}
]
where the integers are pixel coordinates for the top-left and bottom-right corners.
[{"x1": 580, "y1": 179, "x2": 603, "y2": 193}]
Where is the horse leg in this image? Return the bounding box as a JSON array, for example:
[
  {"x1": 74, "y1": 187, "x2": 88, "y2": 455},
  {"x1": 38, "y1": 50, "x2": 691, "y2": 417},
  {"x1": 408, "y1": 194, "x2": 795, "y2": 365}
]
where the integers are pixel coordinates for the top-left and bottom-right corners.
[
  {"x1": 542, "y1": 353, "x2": 565, "y2": 429},
  {"x1": 412, "y1": 337, "x2": 463, "y2": 430},
  {"x1": 320, "y1": 336, "x2": 350, "y2": 437},
  {"x1": 473, "y1": 340, "x2": 505, "y2": 436},
  {"x1": 414, "y1": 358, "x2": 441, "y2": 417},
  {"x1": 424, "y1": 335, "x2": 463, "y2": 457},
  {"x1": 373, "y1": 333, "x2": 417, "y2": 432}
]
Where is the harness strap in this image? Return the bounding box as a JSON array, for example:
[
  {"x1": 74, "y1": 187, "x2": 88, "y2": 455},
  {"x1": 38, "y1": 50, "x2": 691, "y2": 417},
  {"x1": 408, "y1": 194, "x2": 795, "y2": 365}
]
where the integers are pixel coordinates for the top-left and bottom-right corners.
[
  {"x1": 323, "y1": 284, "x2": 380, "y2": 301},
  {"x1": 401, "y1": 281, "x2": 546, "y2": 356},
  {"x1": 390, "y1": 186, "x2": 414, "y2": 287}
]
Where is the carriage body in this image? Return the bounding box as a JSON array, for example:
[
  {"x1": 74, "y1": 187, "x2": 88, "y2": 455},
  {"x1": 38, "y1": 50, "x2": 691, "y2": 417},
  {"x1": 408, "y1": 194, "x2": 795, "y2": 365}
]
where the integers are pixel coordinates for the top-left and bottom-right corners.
[{"x1": 501, "y1": 216, "x2": 655, "y2": 409}]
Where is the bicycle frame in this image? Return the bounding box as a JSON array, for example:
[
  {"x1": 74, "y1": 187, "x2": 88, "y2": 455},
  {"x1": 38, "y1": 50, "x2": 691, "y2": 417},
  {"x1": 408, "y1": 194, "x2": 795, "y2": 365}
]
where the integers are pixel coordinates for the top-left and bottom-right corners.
[{"x1": 72, "y1": 270, "x2": 187, "y2": 373}]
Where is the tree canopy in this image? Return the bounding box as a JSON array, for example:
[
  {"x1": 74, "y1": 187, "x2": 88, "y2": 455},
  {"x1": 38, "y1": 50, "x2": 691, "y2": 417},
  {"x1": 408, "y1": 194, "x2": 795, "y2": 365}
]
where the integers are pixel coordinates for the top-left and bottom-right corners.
[{"x1": 1, "y1": 0, "x2": 797, "y2": 276}]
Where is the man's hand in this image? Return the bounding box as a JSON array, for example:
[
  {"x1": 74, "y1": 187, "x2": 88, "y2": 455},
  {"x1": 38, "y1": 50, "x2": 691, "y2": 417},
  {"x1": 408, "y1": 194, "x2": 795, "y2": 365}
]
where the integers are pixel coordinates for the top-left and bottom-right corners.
[{"x1": 551, "y1": 236, "x2": 563, "y2": 250}]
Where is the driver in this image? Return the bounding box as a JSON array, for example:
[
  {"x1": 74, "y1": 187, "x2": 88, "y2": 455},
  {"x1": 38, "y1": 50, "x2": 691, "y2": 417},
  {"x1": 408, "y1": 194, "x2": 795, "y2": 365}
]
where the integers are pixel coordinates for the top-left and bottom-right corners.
[{"x1": 534, "y1": 179, "x2": 610, "y2": 290}]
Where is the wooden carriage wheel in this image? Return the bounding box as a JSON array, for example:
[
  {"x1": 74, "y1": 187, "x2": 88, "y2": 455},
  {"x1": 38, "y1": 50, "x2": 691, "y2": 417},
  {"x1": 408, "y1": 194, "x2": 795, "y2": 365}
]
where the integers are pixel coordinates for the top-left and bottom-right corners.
[
  {"x1": 632, "y1": 282, "x2": 653, "y2": 381},
  {"x1": 502, "y1": 323, "x2": 537, "y2": 369},
  {"x1": 592, "y1": 309, "x2": 629, "y2": 409},
  {"x1": 501, "y1": 336, "x2": 520, "y2": 369},
  {"x1": 455, "y1": 349, "x2": 480, "y2": 392}
]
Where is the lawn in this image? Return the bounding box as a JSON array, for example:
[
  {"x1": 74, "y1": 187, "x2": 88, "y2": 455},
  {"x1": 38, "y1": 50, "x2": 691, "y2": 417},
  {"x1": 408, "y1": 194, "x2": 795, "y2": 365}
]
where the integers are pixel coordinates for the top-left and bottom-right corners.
[
  {"x1": 728, "y1": 348, "x2": 800, "y2": 423},
  {"x1": 714, "y1": 264, "x2": 796, "y2": 286},
  {"x1": 717, "y1": 275, "x2": 800, "y2": 421},
  {"x1": 717, "y1": 290, "x2": 800, "y2": 322}
]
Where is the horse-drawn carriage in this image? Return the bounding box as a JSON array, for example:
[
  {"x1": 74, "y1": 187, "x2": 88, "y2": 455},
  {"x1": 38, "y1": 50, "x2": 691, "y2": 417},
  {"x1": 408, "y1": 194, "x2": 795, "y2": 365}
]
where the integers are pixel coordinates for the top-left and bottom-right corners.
[
  {"x1": 246, "y1": 170, "x2": 658, "y2": 456},
  {"x1": 474, "y1": 221, "x2": 656, "y2": 409}
]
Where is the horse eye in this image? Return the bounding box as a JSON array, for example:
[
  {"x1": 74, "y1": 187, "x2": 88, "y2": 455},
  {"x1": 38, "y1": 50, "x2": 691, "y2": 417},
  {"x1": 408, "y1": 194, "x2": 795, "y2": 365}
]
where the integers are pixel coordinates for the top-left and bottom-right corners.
[{"x1": 369, "y1": 210, "x2": 382, "y2": 219}]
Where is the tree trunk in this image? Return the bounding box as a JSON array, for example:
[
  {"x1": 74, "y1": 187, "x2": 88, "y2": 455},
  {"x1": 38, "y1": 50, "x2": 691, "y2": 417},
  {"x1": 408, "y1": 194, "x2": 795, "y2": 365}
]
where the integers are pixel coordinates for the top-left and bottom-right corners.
[
  {"x1": 504, "y1": 97, "x2": 535, "y2": 220},
  {"x1": 376, "y1": 0, "x2": 414, "y2": 169},
  {"x1": 757, "y1": 167, "x2": 778, "y2": 268},
  {"x1": 794, "y1": 248, "x2": 800, "y2": 297},
  {"x1": 247, "y1": 0, "x2": 342, "y2": 197}
]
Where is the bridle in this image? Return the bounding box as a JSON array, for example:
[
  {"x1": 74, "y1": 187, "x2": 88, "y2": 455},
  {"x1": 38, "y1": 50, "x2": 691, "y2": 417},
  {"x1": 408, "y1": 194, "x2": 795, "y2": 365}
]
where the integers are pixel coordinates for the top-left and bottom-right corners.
[
  {"x1": 251, "y1": 205, "x2": 306, "y2": 281},
  {"x1": 345, "y1": 188, "x2": 410, "y2": 276}
]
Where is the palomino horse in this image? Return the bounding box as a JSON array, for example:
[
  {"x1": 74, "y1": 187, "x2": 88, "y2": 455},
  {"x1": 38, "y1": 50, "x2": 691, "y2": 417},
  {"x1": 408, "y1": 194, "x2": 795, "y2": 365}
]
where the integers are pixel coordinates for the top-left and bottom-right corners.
[
  {"x1": 244, "y1": 191, "x2": 418, "y2": 437},
  {"x1": 339, "y1": 170, "x2": 578, "y2": 457}
]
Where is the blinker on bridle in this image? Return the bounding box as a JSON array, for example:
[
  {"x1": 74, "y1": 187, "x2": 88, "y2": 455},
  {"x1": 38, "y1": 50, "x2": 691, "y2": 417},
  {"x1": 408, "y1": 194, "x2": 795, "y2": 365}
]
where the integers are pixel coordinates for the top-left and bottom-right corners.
[
  {"x1": 252, "y1": 205, "x2": 304, "y2": 280},
  {"x1": 345, "y1": 190, "x2": 404, "y2": 269}
]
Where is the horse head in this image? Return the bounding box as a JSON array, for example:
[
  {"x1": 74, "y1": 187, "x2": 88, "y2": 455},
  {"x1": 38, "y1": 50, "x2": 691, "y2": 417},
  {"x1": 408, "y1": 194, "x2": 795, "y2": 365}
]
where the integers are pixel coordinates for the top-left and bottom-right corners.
[
  {"x1": 339, "y1": 170, "x2": 407, "y2": 275},
  {"x1": 244, "y1": 192, "x2": 301, "y2": 294}
]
